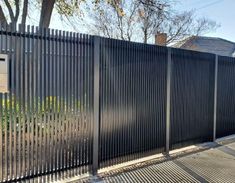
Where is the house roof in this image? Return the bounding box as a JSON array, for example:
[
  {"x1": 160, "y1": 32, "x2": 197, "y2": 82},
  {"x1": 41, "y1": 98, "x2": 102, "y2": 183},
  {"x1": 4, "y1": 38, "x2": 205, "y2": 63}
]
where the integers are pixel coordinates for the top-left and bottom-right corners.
[{"x1": 175, "y1": 36, "x2": 235, "y2": 57}]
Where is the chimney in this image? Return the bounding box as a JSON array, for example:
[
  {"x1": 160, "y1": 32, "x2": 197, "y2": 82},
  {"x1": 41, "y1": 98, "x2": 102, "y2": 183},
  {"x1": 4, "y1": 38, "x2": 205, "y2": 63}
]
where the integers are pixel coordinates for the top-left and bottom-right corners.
[{"x1": 155, "y1": 32, "x2": 167, "y2": 46}]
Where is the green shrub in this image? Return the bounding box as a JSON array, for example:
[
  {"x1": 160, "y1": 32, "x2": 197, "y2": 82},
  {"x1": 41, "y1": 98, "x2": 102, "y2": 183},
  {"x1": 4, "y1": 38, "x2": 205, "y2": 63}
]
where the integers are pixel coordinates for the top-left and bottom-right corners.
[{"x1": 0, "y1": 95, "x2": 82, "y2": 132}]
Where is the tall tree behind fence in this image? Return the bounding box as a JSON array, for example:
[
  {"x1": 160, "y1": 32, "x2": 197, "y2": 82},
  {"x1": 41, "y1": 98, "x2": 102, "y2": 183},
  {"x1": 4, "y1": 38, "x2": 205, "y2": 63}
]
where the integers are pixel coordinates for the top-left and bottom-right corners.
[{"x1": 0, "y1": 25, "x2": 235, "y2": 182}]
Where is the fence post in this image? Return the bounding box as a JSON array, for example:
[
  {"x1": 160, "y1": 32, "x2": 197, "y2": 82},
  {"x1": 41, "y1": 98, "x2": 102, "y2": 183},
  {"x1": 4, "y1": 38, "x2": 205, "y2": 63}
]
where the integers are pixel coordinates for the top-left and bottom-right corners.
[
  {"x1": 213, "y1": 55, "x2": 218, "y2": 142},
  {"x1": 166, "y1": 47, "x2": 172, "y2": 154},
  {"x1": 92, "y1": 36, "x2": 100, "y2": 175}
]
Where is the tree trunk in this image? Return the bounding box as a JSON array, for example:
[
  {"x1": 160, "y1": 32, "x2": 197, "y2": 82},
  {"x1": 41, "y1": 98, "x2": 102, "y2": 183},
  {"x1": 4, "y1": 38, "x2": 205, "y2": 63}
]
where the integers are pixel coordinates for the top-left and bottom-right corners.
[
  {"x1": 14, "y1": 0, "x2": 20, "y2": 23},
  {"x1": 21, "y1": 0, "x2": 28, "y2": 26},
  {"x1": 39, "y1": 0, "x2": 56, "y2": 28}
]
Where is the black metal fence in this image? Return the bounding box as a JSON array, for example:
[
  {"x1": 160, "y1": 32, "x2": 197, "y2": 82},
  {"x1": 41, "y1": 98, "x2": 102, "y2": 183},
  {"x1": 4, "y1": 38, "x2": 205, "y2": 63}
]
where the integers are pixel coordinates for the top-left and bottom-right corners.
[
  {"x1": 0, "y1": 24, "x2": 234, "y2": 182},
  {"x1": 170, "y1": 49, "x2": 215, "y2": 149},
  {"x1": 0, "y1": 25, "x2": 94, "y2": 182},
  {"x1": 99, "y1": 39, "x2": 167, "y2": 167},
  {"x1": 217, "y1": 56, "x2": 235, "y2": 138}
]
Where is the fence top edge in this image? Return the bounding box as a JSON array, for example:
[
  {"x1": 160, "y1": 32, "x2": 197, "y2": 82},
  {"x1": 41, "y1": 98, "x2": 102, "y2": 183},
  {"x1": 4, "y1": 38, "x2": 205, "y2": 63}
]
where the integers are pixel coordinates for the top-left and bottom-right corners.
[{"x1": 0, "y1": 23, "x2": 235, "y2": 60}]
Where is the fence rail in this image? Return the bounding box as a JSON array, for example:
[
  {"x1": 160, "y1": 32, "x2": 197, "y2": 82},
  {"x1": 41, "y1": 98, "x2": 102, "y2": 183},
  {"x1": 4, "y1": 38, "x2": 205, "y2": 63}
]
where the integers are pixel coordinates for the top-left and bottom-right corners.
[{"x1": 0, "y1": 24, "x2": 235, "y2": 182}]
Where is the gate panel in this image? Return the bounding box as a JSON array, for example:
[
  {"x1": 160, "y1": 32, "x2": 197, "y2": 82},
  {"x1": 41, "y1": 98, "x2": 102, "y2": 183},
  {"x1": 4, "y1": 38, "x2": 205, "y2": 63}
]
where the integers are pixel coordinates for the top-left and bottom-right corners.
[{"x1": 0, "y1": 25, "x2": 94, "y2": 182}]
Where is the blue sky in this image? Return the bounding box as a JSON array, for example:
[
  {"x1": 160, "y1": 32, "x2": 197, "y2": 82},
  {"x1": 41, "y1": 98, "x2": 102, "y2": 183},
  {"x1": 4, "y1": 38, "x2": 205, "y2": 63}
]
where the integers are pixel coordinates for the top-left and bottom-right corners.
[
  {"x1": 48, "y1": 0, "x2": 235, "y2": 42},
  {"x1": 176, "y1": 0, "x2": 235, "y2": 42}
]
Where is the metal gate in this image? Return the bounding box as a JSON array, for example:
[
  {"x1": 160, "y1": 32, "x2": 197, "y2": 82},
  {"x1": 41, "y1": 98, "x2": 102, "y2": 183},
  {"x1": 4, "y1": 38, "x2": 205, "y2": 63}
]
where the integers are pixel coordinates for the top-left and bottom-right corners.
[{"x1": 0, "y1": 25, "x2": 94, "y2": 182}]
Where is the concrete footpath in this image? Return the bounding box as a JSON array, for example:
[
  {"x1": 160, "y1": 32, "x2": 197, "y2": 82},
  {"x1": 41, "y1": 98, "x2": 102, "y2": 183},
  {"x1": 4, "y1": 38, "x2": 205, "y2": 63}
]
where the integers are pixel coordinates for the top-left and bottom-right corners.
[{"x1": 73, "y1": 135, "x2": 235, "y2": 183}]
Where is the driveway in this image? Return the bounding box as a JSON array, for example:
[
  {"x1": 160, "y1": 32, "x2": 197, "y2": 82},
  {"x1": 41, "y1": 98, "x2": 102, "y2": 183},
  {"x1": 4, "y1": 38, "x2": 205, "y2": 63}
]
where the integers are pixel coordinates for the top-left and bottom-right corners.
[{"x1": 75, "y1": 136, "x2": 235, "y2": 183}]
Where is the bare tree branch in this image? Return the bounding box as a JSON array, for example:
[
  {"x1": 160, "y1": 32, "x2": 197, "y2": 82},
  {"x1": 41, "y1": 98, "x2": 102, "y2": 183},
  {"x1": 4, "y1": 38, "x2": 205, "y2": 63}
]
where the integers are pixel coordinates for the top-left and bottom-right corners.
[
  {"x1": 88, "y1": 0, "x2": 140, "y2": 41},
  {"x1": 14, "y1": 0, "x2": 20, "y2": 24},
  {"x1": 165, "y1": 11, "x2": 219, "y2": 44},
  {"x1": 126, "y1": 3, "x2": 138, "y2": 41},
  {"x1": 21, "y1": 0, "x2": 28, "y2": 26},
  {"x1": 4, "y1": 0, "x2": 14, "y2": 22},
  {"x1": 137, "y1": 0, "x2": 170, "y2": 43}
]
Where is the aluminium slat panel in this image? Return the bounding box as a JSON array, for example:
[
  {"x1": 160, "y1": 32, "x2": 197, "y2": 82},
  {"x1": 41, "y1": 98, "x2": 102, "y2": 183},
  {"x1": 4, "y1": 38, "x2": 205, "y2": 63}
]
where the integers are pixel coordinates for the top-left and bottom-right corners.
[
  {"x1": 4, "y1": 24, "x2": 9, "y2": 181},
  {"x1": 70, "y1": 32, "x2": 76, "y2": 176},
  {"x1": 217, "y1": 56, "x2": 235, "y2": 138},
  {"x1": 33, "y1": 26, "x2": 38, "y2": 177},
  {"x1": 12, "y1": 24, "x2": 18, "y2": 179},
  {"x1": 75, "y1": 33, "x2": 80, "y2": 175},
  {"x1": 99, "y1": 39, "x2": 167, "y2": 167},
  {"x1": 170, "y1": 48, "x2": 215, "y2": 149},
  {"x1": 0, "y1": 26, "x2": 94, "y2": 182},
  {"x1": 29, "y1": 25, "x2": 34, "y2": 177},
  {"x1": 0, "y1": 38, "x2": 2, "y2": 183},
  {"x1": 25, "y1": 26, "x2": 32, "y2": 177},
  {"x1": 8, "y1": 24, "x2": 13, "y2": 180},
  {"x1": 51, "y1": 29, "x2": 56, "y2": 175},
  {"x1": 21, "y1": 25, "x2": 26, "y2": 178},
  {"x1": 86, "y1": 34, "x2": 93, "y2": 172},
  {"x1": 54, "y1": 29, "x2": 60, "y2": 180},
  {"x1": 80, "y1": 34, "x2": 85, "y2": 174}
]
